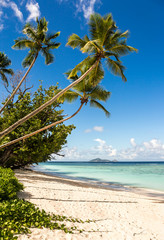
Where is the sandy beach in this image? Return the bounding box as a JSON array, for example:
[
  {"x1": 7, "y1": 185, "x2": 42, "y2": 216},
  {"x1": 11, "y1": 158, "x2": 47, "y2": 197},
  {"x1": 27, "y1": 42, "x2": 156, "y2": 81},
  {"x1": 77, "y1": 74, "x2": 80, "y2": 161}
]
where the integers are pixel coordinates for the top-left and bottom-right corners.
[{"x1": 15, "y1": 170, "x2": 164, "y2": 240}]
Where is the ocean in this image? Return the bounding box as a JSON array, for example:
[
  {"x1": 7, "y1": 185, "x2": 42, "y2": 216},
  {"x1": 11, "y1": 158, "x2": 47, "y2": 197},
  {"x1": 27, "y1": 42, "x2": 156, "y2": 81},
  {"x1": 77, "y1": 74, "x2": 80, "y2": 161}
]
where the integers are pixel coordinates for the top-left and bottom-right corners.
[{"x1": 33, "y1": 161, "x2": 164, "y2": 192}]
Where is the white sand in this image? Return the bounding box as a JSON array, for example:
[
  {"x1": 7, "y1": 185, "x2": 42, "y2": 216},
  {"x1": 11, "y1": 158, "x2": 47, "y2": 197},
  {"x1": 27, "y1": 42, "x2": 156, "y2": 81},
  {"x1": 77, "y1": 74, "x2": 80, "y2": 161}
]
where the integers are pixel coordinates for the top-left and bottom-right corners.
[{"x1": 15, "y1": 170, "x2": 164, "y2": 240}]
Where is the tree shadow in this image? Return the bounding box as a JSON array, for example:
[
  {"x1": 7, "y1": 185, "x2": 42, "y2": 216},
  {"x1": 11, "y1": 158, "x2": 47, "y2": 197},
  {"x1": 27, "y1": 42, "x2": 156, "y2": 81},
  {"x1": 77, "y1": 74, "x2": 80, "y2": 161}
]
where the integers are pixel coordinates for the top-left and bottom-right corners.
[{"x1": 29, "y1": 197, "x2": 137, "y2": 203}]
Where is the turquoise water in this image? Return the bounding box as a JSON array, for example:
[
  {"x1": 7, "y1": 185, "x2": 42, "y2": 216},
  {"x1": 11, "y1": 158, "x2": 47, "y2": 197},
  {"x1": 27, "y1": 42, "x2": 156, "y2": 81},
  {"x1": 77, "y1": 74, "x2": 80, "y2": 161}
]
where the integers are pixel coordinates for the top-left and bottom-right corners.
[{"x1": 34, "y1": 162, "x2": 164, "y2": 192}]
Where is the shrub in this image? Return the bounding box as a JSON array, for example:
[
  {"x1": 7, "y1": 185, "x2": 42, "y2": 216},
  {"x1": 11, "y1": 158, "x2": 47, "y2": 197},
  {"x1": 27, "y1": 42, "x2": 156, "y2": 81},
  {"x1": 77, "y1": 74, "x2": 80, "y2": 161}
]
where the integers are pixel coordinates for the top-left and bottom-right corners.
[
  {"x1": 0, "y1": 167, "x2": 23, "y2": 201},
  {"x1": 0, "y1": 84, "x2": 75, "y2": 169}
]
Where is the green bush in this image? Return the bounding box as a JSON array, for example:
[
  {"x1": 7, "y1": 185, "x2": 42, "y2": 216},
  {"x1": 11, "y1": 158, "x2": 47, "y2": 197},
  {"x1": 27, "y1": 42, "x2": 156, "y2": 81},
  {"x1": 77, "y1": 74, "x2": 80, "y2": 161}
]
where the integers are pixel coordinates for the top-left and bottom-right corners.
[{"x1": 0, "y1": 167, "x2": 23, "y2": 201}]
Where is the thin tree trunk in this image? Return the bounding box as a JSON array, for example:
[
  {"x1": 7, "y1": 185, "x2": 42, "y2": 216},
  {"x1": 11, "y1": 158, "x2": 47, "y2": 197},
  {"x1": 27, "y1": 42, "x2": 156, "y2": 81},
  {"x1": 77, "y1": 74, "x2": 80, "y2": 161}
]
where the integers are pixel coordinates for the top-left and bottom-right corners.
[
  {"x1": 0, "y1": 53, "x2": 38, "y2": 114},
  {"x1": 0, "y1": 145, "x2": 13, "y2": 166},
  {"x1": 0, "y1": 102, "x2": 84, "y2": 150},
  {"x1": 0, "y1": 59, "x2": 99, "y2": 139}
]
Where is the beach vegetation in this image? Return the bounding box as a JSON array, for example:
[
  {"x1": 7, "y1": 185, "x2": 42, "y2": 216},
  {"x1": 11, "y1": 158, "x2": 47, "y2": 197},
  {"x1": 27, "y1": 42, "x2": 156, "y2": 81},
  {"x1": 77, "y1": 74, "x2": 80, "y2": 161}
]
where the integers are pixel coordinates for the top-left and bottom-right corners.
[
  {"x1": 0, "y1": 13, "x2": 137, "y2": 142},
  {"x1": 0, "y1": 52, "x2": 13, "y2": 87},
  {"x1": 0, "y1": 17, "x2": 60, "y2": 114},
  {"x1": 0, "y1": 168, "x2": 86, "y2": 239},
  {"x1": 0, "y1": 81, "x2": 75, "y2": 169},
  {"x1": 0, "y1": 66, "x2": 111, "y2": 148},
  {"x1": 0, "y1": 167, "x2": 23, "y2": 201}
]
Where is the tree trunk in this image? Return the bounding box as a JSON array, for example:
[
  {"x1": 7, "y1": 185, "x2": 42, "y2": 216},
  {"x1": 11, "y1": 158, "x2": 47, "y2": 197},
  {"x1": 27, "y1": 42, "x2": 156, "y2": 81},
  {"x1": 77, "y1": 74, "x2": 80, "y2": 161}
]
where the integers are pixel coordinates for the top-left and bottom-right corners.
[
  {"x1": 0, "y1": 59, "x2": 99, "y2": 139},
  {"x1": 0, "y1": 102, "x2": 84, "y2": 150},
  {"x1": 0, "y1": 53, "x2": 38, "y2": 114},
  {"x1": 0, "y1": 146, "x2": 13, "y2": 167}
]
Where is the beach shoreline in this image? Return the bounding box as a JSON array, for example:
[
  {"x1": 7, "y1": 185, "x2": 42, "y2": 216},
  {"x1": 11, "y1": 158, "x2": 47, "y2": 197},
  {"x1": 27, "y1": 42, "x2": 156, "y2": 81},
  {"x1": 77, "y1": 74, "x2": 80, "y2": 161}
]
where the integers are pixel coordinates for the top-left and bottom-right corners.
[
  {"x1": 15, "y1": 169, "x2": 164, "y2": 240},
  {"x1": 17, "y1": 167, "x2": 164, "y2": 200}
]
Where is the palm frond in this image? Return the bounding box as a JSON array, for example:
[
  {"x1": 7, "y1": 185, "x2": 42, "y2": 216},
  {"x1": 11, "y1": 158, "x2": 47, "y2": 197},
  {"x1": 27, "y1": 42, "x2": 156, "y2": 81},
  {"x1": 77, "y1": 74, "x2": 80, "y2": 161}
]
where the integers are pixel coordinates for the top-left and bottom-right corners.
[
  {"x1": 90, "y1": 99, "x2": 110, "y2": 117},
  {"x1": 81, "y1": 40, "x2": 102, "y2": 54},
  {"x1": 65, "y1": 70, "x2": 78, "y2": 81},
  {"x1": 1, "y1": 68, "x2": 14, "y2": 75},
  {"x1": 0, "y1": 53, "x2": 12, "y2": 67},
  {"x1": 89, "y1": 13, "x2": 104, "y2": 40},
  {"x1": 106, "y1": 58, "x2": 127, "y2": 82},
  {"x1": 45, "y1": 32, "x2": 60, "y2": 42},
  {"x1": 68, "y1": 56, "x2": 91, "y2": 79},
  {"x1": 22, "y1": 51, "x2": 36, "y2": 68},
  {"x1": 0, "y1": 53, "x2": 13, "y2": 86},
  {"x1": 110, "y1": 44, "x2": 138, "y2": 56},
  {"x1": 87, "y1": 60, "x2": 104, "y2": 85},
  {"x1": 36, "y1": 17, "x2": 48, "y2": 35},
  {"x1": 12, "y1": 39, "x2": 34, "y2": 50},
  {"x1": 23, "y1": 25, "x2": 38, "y2": 41},
  {"x1": 104, "y1": 51, "x2": 120, "y2": 61},
  {"x1": 89, "y1": 85, "x2": 111, "y2": 101},
  {"x1": 41, "y1": 48, "x2": 54, "y2": 65},
  {"x1": 45, "y1": 42, "x2": 61, "y2": 50},
  {"x1": 119, "y1": 30, "x2": 129, "y2": 38},
  {"x1": 66, "y1": 34, "x2": 87, "y2": 49},
  {"x1": 55, "y1": 89, "x2": 80, "y2": 103},
  {"x1": 101, "y1": 14, "x2": 116, "y2": 45},
  {"x1": 0, "y1": 71, "x2": 8, "y2": 85}
]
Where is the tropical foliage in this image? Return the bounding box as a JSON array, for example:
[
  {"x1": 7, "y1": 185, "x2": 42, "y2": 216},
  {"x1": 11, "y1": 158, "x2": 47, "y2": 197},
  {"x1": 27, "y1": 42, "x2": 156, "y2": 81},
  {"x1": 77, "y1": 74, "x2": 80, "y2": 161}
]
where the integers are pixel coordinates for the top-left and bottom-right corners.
[
  {"x1": 0, "y1": 199, "x2": 85, "y2": 239},
  {"x1": 13, "y1": 17, "x2": 60, "y2": 67},
  {"x1": 0, "y1": 67, "x2": 110, "y2": 149},
  {"x1": 62, "y1": 65, "x2": 111, "y2": 117},
  {"x1": 67, "y1": 13, "x2": 137, "y2": 84},
  {"x1": 0, "y1": 17, "x2": 60, "y2": 114},
  {"x1": 0, "y1": 167, "x2": 23, "y2": 201},
  {"x1": 0, "y1": 13, "x2": 137, "y2": 139},
  {"x1": 0, "y1": 52, "x2": 13, "y2": 87},
  {"x1": 0, "y1": 84, "x2": 75, "y2": 169},
  {"x1": 0, "y1": 167, "x2": 87, "y2": 239}
]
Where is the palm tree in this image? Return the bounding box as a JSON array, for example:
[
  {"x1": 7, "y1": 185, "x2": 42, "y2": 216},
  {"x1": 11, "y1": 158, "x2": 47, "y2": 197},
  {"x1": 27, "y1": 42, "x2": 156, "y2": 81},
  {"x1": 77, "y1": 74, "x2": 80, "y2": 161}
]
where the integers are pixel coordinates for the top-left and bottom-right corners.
[
  {"x1": 0, "y1": 17, "x2": 60, "y2": 114},
  {"x1": 0, "y1": 12, "x2": 137, "y2": 139},
  {"x1": 0, "y1": 67, "x2": 110, "y2": 149},
  {"x1": 0, "y1": 52, "x2": 13, "y2": 86}
]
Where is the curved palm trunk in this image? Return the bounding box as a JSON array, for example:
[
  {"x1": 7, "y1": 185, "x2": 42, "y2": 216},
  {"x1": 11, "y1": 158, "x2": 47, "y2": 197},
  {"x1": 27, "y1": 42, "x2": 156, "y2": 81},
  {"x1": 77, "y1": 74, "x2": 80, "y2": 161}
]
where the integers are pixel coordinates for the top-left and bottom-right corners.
[
  {"x1": 0, "y1": 102, "x2": 84, "y2": 150},
  {"x1": 0, "y1": 59, "x2": 99, "y2": 139},
  {"x1": 0, "y1": 53, "x2": 38, "y2": 114}
]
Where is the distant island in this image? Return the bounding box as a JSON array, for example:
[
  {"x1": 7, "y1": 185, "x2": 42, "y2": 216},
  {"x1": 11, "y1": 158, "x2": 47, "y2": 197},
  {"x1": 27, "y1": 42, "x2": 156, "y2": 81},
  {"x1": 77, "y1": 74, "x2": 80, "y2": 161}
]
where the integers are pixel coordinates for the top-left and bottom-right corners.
[{"x1": 89, "y1": 158, "x2": 118, "y2": 163}]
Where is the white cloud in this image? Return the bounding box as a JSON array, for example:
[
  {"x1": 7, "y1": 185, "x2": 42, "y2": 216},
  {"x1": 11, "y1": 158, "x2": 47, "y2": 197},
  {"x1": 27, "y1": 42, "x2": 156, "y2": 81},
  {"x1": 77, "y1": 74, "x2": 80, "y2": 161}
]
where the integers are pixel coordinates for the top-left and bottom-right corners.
[
  {"x1": 93, "y1": 126, "x2": 104, "y2": 132},
  {"x1": 84, "y1": 126, "x2": 104, "y2": 133},
  {"x1": 26, "y1": 0, "x2": 40, "y2": 21},
  {"x1": 58, "y1": 0, "x2": 101, "y2": 20},
  {"x1": 130, "y1": 138, "x2": 137, "y2": 147},
  {"x1": 76, "y1": 0, "x2": 97, "y2": 20},
  {"x1": 53, "y1": 146, "x2": 83, "y2": 160},
  {"x1": 0, "y1": 0, "x2": 23, "y2": 21},
  {"x1": 0, "y1": 0, "x2": 24, "y2": 30},
  {"x1": 84, "y1": 128, "x2": 92, "y2": 133},
  {"x1": 94, "y1": 138, "x2": 105, "y2": 145},
  {"x1": 94, "y1": 138, "x2": 117, "y2": 157},
  {"x1": 0, "y1": 0, "x2": 7, "y2": 7},
  {"x1": 10, "y1": 2, "x2": 23, "y2": 21},
  {"x1": 119, "y1": 138, "x2": 164, "y2": 160},
  {"x1": 0, "y1": 23, "x2": 3, "y2": 31},
  {"x1": 56, "y1": 138, "x2": 164, "y2": 161}
]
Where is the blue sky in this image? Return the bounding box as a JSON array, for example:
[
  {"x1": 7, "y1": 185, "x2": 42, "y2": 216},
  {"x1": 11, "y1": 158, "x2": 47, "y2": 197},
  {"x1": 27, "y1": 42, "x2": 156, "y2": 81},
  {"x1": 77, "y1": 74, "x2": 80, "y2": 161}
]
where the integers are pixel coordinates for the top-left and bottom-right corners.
[{"x1": 0, "y1": 0, "x2": 164, "y2": 161}]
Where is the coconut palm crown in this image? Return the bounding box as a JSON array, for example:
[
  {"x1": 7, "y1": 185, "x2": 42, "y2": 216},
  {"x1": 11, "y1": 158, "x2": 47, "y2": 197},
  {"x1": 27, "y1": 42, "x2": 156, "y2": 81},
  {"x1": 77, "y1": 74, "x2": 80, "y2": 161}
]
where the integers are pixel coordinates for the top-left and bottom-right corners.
[
  {"x1": 0, "y1": 18, "x2": 60, "y2": 115},
  {"x1": 0, "y1": 52, "x2": 13, "y2": 86},
  {"x1": 12, "y1": 17, "x2": 60, "y2": 67},
  {"x1": 67, "y1": 13, "x2": 137, "y2": 85},
  {"x1": 58, "y1": 65, "x2": 111, "y2": 117}
]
